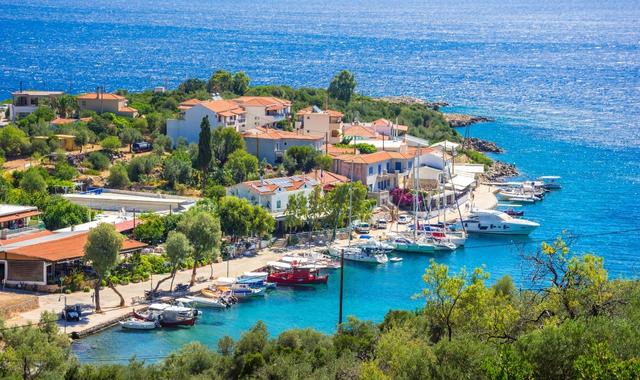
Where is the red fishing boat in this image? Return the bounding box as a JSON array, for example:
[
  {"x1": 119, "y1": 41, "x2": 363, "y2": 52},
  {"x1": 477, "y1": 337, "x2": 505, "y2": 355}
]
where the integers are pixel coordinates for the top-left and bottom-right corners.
[{"x1": 267, "y1": 267, "x2": 328, "y2": 285}]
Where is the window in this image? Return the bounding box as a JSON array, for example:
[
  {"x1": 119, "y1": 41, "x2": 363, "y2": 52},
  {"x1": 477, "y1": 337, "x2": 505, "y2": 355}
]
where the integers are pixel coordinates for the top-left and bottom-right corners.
[
  {"x1": 276, "y1": 200, "x2": 281, "y2": 209},
  {"x1": 369, "y1": 166, "x2": 374, "y2": 175},
  {"x1": 377, "y1": 164, "x2": 382, "y2": 174},
  {"x1": 408, "y1": 161, "x2": 413, "y2": 169},
  {"x1": 395, "y1": 162, "x2": 402, "y2": 172}
]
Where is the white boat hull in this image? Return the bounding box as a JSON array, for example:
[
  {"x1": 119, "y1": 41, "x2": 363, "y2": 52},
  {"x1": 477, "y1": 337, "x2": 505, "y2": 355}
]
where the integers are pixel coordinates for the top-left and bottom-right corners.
[
  {"x1": 186, "y1": 296, "x2": 229, "y2": 308},
  {"x1": 120, "y1": 319, "x2": 157, "y2": 330}
]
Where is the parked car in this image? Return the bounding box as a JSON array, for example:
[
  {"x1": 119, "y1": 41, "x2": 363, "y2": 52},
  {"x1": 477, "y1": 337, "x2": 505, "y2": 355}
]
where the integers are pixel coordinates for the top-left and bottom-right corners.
[
  {"x1": 132, "y1": 141, "x2": 152, "y2": 153},
  {"x1": 61, "y1": 305, "x2": 82, "y2": 322},
  {"x1": 375, "y1": 218, "x2": 388, "y2": 229},
  {"x1": 354, "y1": 222, "x2": 371, "y2": 234},
  {"x1": 398, "y1": 215, "x2": 411, "y2": 224}
]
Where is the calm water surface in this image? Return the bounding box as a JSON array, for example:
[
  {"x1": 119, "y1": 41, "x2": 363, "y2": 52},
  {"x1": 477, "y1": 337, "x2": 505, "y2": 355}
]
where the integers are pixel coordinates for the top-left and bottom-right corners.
[{"x1": 0, "y1": 0, "x2": 638, "y2": 362}]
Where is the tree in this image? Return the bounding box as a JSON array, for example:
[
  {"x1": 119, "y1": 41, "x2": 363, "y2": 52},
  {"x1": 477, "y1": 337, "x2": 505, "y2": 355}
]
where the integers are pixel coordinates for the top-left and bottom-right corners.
[
  {"x1": 51, "y1": 94, "x2": 78, "y2": 118},
  {"x1": 194, "y1": 116, "x2": 213, "y2": 191},
  {"x1": 224, "y1": 150, "x2": 258, "y2": 184},
  {"x1": 119, "y1": 127, "x2": 143, "y2": 152},
  {"x1": 107, "y1": 163, "x2": 130, "y2": 188},
  {"x1": 133, "y1": 214, "x2": 165, "y2": 245},
  {"x1": 314, "y1": 154, "x2": 333, "y2": 171},
  {"x1": 212, "y1": 127, "x2": 245, "y2": 165},
  {"x1": 163, "y1": 155, "x2": 193, "y2": 189},
  {"x1": 232, "y1": 71, "x2": 250, "y2": 95},
  {"x1": 325, "y1": 182, "x2": 374, "y2": 233},
  {"x1": 417, "y1": 260, "x2": 489, "y2": 342},
  {"x1": 86, "y1": 151, "x2": 110, "y2": 170},
  {"x1": 217, "y1": 196, "x2": 254, "y2": 242},
  {"x1": 127, "y1": 155, "x2": 159, "y2": 182},
  {"x1": 100, "y1": 135, "x2": 121, "y2": 152},
  {"x1": 20, "y1": 169, "x2": 47, "y2": 193},
  {"x1": 153, "y1": 134, "x2": 173, "y2": 154},
  {"x1": 42, "y1": 197, "x2": 91, "y2": 230},
  {"x1": 0, "y1": 125, "x2": 29, "y2": 156},
  {"x1": 84, "y1": 223, "x2": 125, "y2": 312},
  {"x1": 154, "y1": 231, "x2": 192, "y2": 293},
  {"x1": 207, "y1": 70, "x2": 233, "y2": 93},
  {"x1": 250, "y1": 205, "x2": 275, "y2": 247},
  {"x1": 73, "y1": 128, "x2": 90, "y2": 152},
  {"x1": 284, "y1": 193, "x2": 307, "y2": 233},
  {"x1": 178, "y1": 210, "x2": 221, "y2": 286},
  {"x1": 53, "y1": 162, "x2": 77, "y2": 181},
  {"x1": 328, "y1": 70, "x2": 357, "y2": 103},
  {"x1": 282, "y1": 146, "x2": 322, "y2": 174},
  {"x1": 307, "y1": 185, "x2": 325, "y2": 235},
  {"x1": 178, "y1": 78, "x2": 207, "y2": 93},
  {"x1": 204, "y1": 183, "x2": 227, "y2": 201},
  {"x1": 0, "y1": 312, "x2": 73, "y2": 379}
]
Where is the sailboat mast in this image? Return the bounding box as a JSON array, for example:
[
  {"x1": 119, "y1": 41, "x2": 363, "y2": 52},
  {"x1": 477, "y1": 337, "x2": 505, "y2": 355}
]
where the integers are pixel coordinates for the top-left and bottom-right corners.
[{"x1": 347, "y1": 158, "x2": 354, "y2": 247}]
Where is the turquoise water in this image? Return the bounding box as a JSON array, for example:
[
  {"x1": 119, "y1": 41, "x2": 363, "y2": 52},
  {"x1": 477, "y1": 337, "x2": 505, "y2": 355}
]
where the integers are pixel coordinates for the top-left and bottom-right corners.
[{"x1": 1, "y1": 0, "x2": 638, "y2": 363}]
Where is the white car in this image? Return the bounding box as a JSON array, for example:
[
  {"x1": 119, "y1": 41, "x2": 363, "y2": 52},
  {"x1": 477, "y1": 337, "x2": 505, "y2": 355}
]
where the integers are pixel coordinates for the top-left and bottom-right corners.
[{"x1": 397, "y1": 215, "x2": 411, "y2": 224}]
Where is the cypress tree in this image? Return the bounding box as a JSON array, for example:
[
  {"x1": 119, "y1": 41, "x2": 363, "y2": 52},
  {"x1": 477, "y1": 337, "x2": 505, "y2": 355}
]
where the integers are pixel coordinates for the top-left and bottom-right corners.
[{"x1": 195, "y1": 116, "x2": 213, "y2": 190}]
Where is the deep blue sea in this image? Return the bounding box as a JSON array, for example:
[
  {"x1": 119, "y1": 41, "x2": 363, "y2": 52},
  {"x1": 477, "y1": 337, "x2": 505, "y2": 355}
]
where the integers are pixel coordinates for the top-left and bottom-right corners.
[{"x1": 1, "y1": 0, "x2": 639, "y2": 363}]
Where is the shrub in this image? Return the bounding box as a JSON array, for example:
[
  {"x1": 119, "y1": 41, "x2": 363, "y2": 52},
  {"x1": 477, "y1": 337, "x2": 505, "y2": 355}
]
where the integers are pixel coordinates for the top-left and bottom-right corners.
[
  {"x1": 107, "y1": 164, "x2": 130, "y2": 188},
  {"x1": 83, "y1": 286, "x2": 91, "y2": 293},
  {"x1": 87, "y1": 152, "x2": 111, "y2": 171}
]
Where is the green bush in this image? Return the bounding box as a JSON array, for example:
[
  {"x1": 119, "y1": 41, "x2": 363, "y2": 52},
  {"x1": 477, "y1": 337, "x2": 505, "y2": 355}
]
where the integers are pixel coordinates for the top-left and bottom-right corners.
[
  {"x1": 83, "y1": 286, "x2": 91, "y2": 293},
  {"x1": 86, "y1": 152, "x2": 110, "y2": 171}
]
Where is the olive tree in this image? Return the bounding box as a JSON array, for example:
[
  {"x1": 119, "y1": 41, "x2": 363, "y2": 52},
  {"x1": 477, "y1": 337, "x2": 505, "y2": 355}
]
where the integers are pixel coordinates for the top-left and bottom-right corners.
[
  {"x1": 84, "y1": 223, "x2": 124, "y2": 312},
  {"x1": 154, "y1": 231, "x2": 192, "y2": 293},
  {"x1": 178, "y1": 210, "x2": 221, "y2": 286}
]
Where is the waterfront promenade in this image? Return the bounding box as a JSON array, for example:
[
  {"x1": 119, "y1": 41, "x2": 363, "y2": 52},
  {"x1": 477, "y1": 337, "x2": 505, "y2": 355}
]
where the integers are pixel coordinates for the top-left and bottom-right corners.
[{"x1": 4, "y1": 185, "x2": 497, "y2": 335}]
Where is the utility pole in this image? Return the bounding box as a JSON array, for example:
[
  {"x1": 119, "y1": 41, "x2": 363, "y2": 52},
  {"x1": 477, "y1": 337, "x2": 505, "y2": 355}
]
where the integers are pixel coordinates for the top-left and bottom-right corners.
[{"x1": 338, "y1": 248, "x2": 344, "y2": 325}]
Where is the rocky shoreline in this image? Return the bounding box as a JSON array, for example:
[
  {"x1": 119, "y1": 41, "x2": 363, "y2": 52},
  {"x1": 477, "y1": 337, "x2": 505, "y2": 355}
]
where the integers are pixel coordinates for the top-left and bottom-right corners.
[
  {"x1": 464, "y1": 137, "x2": 504, "y2": 153},
  {"x1": 444, "y1": 113, "x2": 494, "y2": 127},
  {"x1": 376, "y1": 96, "x2": 449, "y2": 110},
  {"x1": 483, "y1": 161, "x2": 520, "y2": 181}
]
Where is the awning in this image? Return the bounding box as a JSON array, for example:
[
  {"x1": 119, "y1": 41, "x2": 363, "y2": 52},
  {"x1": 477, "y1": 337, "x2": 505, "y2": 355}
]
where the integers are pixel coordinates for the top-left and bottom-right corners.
[
  {"x1": 0, "y1": 210, "x2": 41, "y2": 223},
  {"x1": 446, "y1": 175, "x2": 475, "y2": 191}
]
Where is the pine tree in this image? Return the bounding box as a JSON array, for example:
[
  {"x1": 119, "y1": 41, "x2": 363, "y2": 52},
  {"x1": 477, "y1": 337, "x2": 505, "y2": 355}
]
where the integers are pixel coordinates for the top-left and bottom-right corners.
[{"x1": 194, "y1": 116, "x2": 213, "y2": 190}]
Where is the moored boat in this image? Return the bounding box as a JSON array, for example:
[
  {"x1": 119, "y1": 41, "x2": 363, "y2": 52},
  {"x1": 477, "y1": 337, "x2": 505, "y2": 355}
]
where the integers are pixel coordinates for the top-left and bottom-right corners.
[
  {"x1": 267, "y1": 267, "x2": 328, "y2": 285},
  {"x1": 456, "y1": 209, "x2": 539, "y2": 235},
  {"x1": 119, "y1": 318, "x2": 157, "y2": 330}
]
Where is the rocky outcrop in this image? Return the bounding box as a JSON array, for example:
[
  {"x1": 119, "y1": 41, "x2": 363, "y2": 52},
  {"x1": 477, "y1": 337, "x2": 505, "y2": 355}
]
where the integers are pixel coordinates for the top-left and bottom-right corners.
[
  {"x1": 484, "y1": 161, "x2": 519, "y2": 181},
  {"x1": 444, "y1": 113, "x2": 493, "y2": 127},
  {"x1": 464, "y1": 137, "x2": 504, "y2": 153},
  {"x1": 376, "y1": 96, "x2": 449, "y2": 110}
]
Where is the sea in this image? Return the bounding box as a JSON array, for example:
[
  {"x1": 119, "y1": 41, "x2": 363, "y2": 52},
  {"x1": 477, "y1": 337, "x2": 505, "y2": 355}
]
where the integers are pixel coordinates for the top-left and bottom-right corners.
[{"x1": 0, "y1": 0, "x2": 638, "y2": 363}]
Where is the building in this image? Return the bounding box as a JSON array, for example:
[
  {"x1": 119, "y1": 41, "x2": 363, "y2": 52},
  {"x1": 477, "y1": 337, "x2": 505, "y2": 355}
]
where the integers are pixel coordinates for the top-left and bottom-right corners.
[
  {"x1": 370, "y1": 118, "x2": 409, "y2": 137},
  {"x1": 242, "y1": 128, "x2": 324, "y2": 164},
  {"x1": 332, "y1": 151, "x2": 417, "y2": 193},
  {"x1": 0, "y1": 229, "x2": 146, "y2": 287},
  {"x1": 234, "y1": 96, "x2": 291, "y2": 130},
  {"x1": 166, "y1": 100, "x2": 246, "y2": 145},
  {"x1": 77, "y1": 92, "x2": 138, "y2": 117},
  {"x1": 9, "y1": 90, "x2": 64, "y2": 121},
  {"x1": 0, "y1": 205, "x2": 41, "y2": 238},
  {"x1": 227, "y1": 175, "x2": 322, "y2": 215},
  {"x1": 431, "y1": 140, "x2": 460, "y2": 153},
  {"x1": 63, "y1": 189, "x2": 196, "y2": 212},
  {"x1": 342, "y1": 124, "x2": 378, "y2": 141},
  {"x1": 305, "y1": 169, "x2": 350, "y2": 191},
  {"x1": 295, "y1": 106, "x2": 343, "y2": 144}
]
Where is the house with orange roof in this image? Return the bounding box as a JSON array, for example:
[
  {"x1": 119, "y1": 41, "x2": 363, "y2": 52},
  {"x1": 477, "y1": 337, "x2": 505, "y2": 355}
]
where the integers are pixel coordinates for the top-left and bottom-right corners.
[
  {"x1": 332, "y1": 151, "x2": 416, "y2": 194},
  {"x1": 370, "y1": 118, "x2": 409, "y2": 137},
  {"x1": 77, "y1": 92, "x2": 138, "y2": 117},
  {"x1": 242, "y1": 127, "x2": 324, "y2": 164},
  {"x1": 0, "y1": 229, "x2": 146, "y2": 287},
  {"x1": 166, "y1": 99, "x2": 247, "y2": 145},
  {"x1": 227, "y1": 174, "x2": 324, "y2": 215},
  {"x1": 233, "y1": 96, "x2": 291, "y2": 130},
  {"x1": 295, "y1": 106, "x2": 344, "y2": 144}
]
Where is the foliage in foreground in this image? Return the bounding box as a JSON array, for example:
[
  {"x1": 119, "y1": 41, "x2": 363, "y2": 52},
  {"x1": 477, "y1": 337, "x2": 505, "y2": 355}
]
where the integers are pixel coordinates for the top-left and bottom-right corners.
[{"x1": 2, "y1": 239, "x2": 639, "y2": 380}]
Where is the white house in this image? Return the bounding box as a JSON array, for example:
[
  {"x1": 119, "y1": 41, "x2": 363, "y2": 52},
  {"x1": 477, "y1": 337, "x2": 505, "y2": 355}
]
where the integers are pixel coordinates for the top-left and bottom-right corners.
[
  {"x1": 295, "y1": 106, "x2": 344, "y2": 143},
  {"x1": 234, "y1": 96, "x2": 291, "y2": 130},
  {"x1": 167, "y1": 100, "x2": 246, "y2": 145},
  {"x1": 227, "y1": 175, "x2": 320, "y2": 215},
  {"x1": 10, "y1": 90, "x2": 64, "y2": 121}
]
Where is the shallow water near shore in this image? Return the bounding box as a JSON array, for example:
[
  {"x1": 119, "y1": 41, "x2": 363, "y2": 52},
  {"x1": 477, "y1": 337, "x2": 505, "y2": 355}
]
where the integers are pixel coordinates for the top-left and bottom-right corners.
[{"x1": 1, "y1": 0, "x2": 638, "y2": 363}]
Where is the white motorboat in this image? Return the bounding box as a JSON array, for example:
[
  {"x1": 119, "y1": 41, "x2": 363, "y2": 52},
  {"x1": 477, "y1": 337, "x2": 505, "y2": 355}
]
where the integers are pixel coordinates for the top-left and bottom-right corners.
[
  {"x1": 538, "y1": 176, "x2": 562, "y2": 190},
  {"x1": 390, "y1": 257, "x2": 403, "y2": 263},
  {"x1": 119, "y1": 318, "x2": 157, "y2": 330},
  {"x1": 414, "y1": 224, "x2": 468, "y2": 247},
  {"x1": 185, "y1": 295, "x2": 230, "y2": 309},
  {"x1": 354, "y1": 238, "x2": 395, "y2": 253},
  {"x1": 231, "y1": 283, "x2": 266, "y2": 298},
  {"x1": 457, "y1": 209, "x2": 539, "y2": 235},
  {"x1": 327, "y1": 245, "x2": 389, "y2": 264},
  {"x1": 237, "y1": 272, "x2": 268, "y2": 283},
  {"x1": 388, "y1": 234, "x2": 457, "y2": 253},
  {"x1": 497, "y1": 190, "x2": 540, "y2": 203}
]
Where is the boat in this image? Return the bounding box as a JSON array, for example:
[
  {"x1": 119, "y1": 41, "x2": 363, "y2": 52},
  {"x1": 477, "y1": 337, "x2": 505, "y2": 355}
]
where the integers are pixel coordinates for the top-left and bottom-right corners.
[
  {"x1": 538, "y1": 176, "x2": 562, "y2": 190},
  {"x1": 119, "y1": 318, "x2": 157, "y2": 330},
  {"x1": 503, "y1": 208, "x2": 524, "y2": 217},
  {"x1": 327, "y1": 244, "x2": 389, "y2": 264},
  {"x1": 388, "y1": 234, "x2": 457, "y2": 253},
  {"x1": 237, "y1": 271, "x2": 268, "y2": 283},
  {"x1": 185, "y1": 295, "x2": 230, "y2": 308},
  {"x1": 133, "y1": 303, "x2": 170, "y2": 321},
  {"x1": 390, "y1": 257, "x2": 403, "y2": 263},
  {"x1": 354, "y1": 238, "x2": 395, "y2": 253},
  {"x1": 157, "y1": 305, "x2": 197, "y2": 327},
  {"x1": 456, "y1": 209, "x2": 539, "y2": 235},
  {"x1": 201, "y1": 288, "x2": 238, "y2": 305},
  {"x1": 267, "y1": 267, "x2": 328, "y2": 285},
  {"x1": 413, "y1": 224, "x2": 468, "y2": 247},
  {"x1": 497, "y1": 190, "x2": 541, "y2": 203},
  {"x1": 230, "y1": 283, "x2": 266, "y2": 298},
  {"x1": 173, "y1": 298, "x2": 203, "y2": 316}
]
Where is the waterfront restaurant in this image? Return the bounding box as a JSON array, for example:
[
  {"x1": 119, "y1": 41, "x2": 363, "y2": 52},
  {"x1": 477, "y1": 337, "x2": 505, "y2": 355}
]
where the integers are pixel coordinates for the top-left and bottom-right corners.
[{"x1": 0, "y1": 230, "x2": 146, "y2": 288}]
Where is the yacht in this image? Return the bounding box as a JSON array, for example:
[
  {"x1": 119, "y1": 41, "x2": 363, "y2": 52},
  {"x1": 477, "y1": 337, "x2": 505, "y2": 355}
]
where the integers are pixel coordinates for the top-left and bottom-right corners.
[
  {"x1": 327, "y1": 244, "x2": 389, "y2": 264},
  {"x1": 538, "y1": 176, "x2": 562, "y2": 190},
  {"x1": 457, "y1": 209, "x2": 539, "y2": 235},
  {"x1": 387, "y1": 234, "x2": 457, "y2": 253}
]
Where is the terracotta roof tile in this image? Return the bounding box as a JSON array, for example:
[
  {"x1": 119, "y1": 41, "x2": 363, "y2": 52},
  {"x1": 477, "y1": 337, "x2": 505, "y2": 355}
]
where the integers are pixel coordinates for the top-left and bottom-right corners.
[
  {"x1": 77, "y1": 93, "x2": 126, "y2": 101},
  {"x1": 343, "y1": 124, "x2": 377, "y2": 138},
  {"x1": 242, "y1": 127, "x2": 323, "y2": 141}
]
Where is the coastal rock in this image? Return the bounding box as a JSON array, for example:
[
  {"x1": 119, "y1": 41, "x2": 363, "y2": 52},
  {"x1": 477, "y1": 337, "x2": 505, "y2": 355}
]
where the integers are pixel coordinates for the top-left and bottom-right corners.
[
  {"x1": 376, "y1": 96, "x2": 449, "y2": 110},
  {"x1": 464, "y1": 137, "x2": 504, "y2": 153},
  {"x1": 484, "y1": 161, "x2": 519, "y2": 181},
  {"x1": 444, "y1": 113, "x2": 493, "y2": 127}
]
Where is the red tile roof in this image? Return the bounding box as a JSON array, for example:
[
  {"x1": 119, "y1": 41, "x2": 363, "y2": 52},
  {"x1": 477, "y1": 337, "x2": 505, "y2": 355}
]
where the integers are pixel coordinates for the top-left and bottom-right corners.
[
  {"x1": 343, "y1": 124, "x2": 377, "y2": 138},
  {"x1": 3, "y1": 231, "x2": 146, "y2": 262},
  {"x1": 242, "y1": 127, "x2": 323, "y2": 141},
  {"x1": 296, "y1": 107, "x2": 343, "y2": 117},
  {"x1": 234, "y1": 96, "x2": 291, "y2": 110},
  {"x1": 77, "y1": 93, "x2": 126, "y2": 101},
  {"x1": 199, "y1": 100, "x2": 245, "y2": 116}
]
